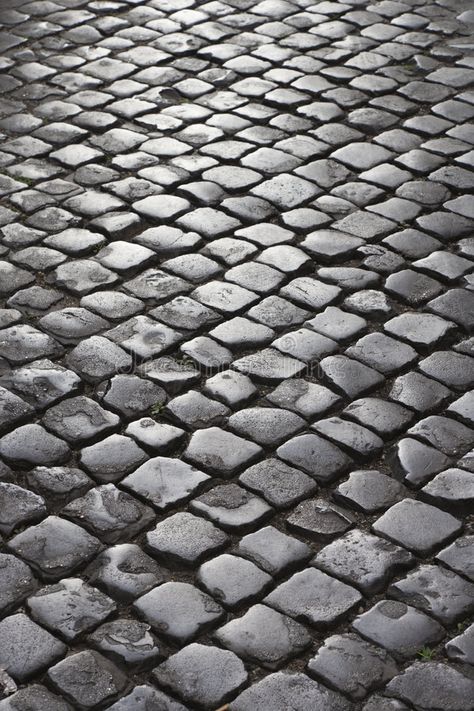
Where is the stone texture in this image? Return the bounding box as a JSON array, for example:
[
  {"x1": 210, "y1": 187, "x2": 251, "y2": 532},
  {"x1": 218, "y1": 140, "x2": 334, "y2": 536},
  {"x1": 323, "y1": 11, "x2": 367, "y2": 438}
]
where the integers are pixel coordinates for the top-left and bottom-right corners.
[
  {"x1": 389, "y1": 564, "x2": 474, "y2": 625},
  {"x1": 122, "y1": 457, "x2": 210, "y2": 511},
  {"x1": 153, "y1": 644, "x2": 248, "y2": 708},
  {"x1": 386, "y1": 662, "x2": 474, "y2": 711},
  {"x1": 216, "y1": 604, "x2": 311, "y2": 669},
  {"x1": 42, "y1": 397, "x2": 120, "y2": 445},
  {"x1": 445, "y1": 624, "x2": 474, "y2": 665},
  {"x1": 47, "y1": 651, "x2": 127, "y2": 709},
  {"x1": 105, "y1": 686, "x2": 187, "y2": 711},
  {"x1": 146, "y1": 512, "x2": 228, "y2": 566},
  {"x1": 436, "y1": 535, "x2": 474, "y2": 582},
  {"x1": 314, "y1": 529, "x2": 414, "y2": 594},
  {"x1": 184, "y1": 427, "x2": 263, "y2": 477},
  {"x1": 0, "y1": 553, "x2": 37, "y2": 615},
  {"x1": 352, "y1": 601, "x2": 445, "y2": 660},
  {"x1": 277, "y1": 434, "x2": 352, "y2": 483},
  {"x1": 264, "y1": 568, "x2": 362, "y2": 629},
  {"x1": 88, "y1": 619, "x2": 163, "y2": 669},
  {"x1": 0, "y1": 613, "x2": 66, "y2": 682},
  {"x1": 135, "y1": 582, "x2": 224, "y2": 643},
  {"x1": 240, "y1": 459, "x2": 317, "y2": 509},
  {"x1": 8, "y1": 517, "x2": 102, "y2": 581},
  {"x1": 336, "y1": 470, "x2": 407, "y2": 513},
  {"x1": 308, "y1": 633, "x2": 398, "y2": 700},
  {"x1": 27, "y1": 578, "x2": 115, "y2": 642},
  {"x1": 0, "y1": 3, "x2": 473, "y2": 707},
  {"x1": 197, "y1": 553, "x2": 272, "y2": 609},
  {"x1": 237, "y1": 526, "x2": 311, "y2": 576},
  {"x1": 373, "y1": 499, "x2": 462, "y2": 555},
  {"x1": 86, "y1": 544, "x2": 165, "y2": 603},
  {"x1": 61, "y1": 484, "x2": 155, "y2": 544},
  {"x1": 287, "y1": 499, "x2": 354, "y2": 541}
]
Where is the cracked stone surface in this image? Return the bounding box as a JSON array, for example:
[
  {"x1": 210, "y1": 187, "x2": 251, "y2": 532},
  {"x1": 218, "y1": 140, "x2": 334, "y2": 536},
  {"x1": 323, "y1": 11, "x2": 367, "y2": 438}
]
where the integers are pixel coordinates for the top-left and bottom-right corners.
[{"x1": 0, "y1": 0, "x2": 473, "y2": 707}]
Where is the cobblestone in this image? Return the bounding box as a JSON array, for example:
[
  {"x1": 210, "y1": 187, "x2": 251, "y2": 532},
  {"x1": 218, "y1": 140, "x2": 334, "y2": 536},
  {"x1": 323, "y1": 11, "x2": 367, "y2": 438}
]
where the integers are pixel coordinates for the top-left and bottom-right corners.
[
  {"x1": 105, "y1": 685, "x2": 187, "y2": 711},
  {"x1": 352, "y1": 600, "x2": 445, "y2": 660},
  {"x1": 135, "y1": 581, "x2": 224, "y2": 643},
  {"x1": 372, "y1": 499, "x2": 462, "y2": 554},
  {"x1": 216, "y1": 604, "x2": 310, "y2": 670},
  {"x1": 265, "y1": 567, "x2": 362, "y2": 628},
  {"x1": 389, "y1": 563, "x2": 474, "y2": 625},
  {"x1": 8, "y1": 516, "x2": 102, "y2": 582},
  {"x1": 27, "y1": 578, "x2": 115, "y2": 642},
  {"x1": 153, "y1": 643, "x2": 247, "y2": 708},
  {"x1": 314, "y1": 529, "x2": 414, "y2": 594},
  {"x1": 308, "y1": 633, "x2": 398, "y2": 700},
  {"x1": 386, "y1": 662, "x2": 474, "y2": 711},
  {"x1": 436, "y1": 534, "x2": 474, "y2": 581},
  {"x1": 86, "y1": 543, "x2": 165, "y2": 603},
  {"x1": 231, "y1": 672, "x2": 352, "y2": 711},
  {"x1": 88, "y1": 619, "x2": 163, "y2": 669},
  {"x1": 47, "y1": 651, "x2": 127, "y2": 709},
  {"x1": 0, "y1": 0, "x2": 473, "y2": 706},
  {"x1": 0, "y1": 613, "x2": 66, "y2": 683}
]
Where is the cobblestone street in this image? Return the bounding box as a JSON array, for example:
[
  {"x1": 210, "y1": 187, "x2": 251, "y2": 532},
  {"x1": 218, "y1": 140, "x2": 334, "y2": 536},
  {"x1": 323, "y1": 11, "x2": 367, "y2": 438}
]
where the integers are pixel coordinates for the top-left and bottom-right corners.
[{"x1": 0, "y1": 0, "x2": 474, "y2": 708}]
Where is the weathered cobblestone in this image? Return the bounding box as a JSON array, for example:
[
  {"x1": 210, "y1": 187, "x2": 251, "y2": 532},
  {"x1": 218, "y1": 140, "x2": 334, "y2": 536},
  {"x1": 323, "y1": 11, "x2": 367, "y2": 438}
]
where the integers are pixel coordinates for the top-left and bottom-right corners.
[
  {"x1": 135, "y1": 581, "x2": 224, "y2": 643},
  {"x1": 153, "y1": 643, "x2": 247, "y2": 708},
  {"x1": 27, "y1": 578, "x2": 116, "y2": 642},
  {"x1": 389, "y1": 563, "x2": 474, "y2": 625},
  {"x1": 308, "y1": 632, "x2": 398, "y2": 700},
  {"x1": 352, "y1": 600, "x2": 445, "y2": 660},
  {"x1": 314, "y1": 528, "x2": 414, "y2": 594},
  {"x1": 47, "y1": 651, "x2": 127, "y2": 709},
  {"x1": 0, "y1": 0, "x2": 473, "y2": 706},
  {"x1": 373, "y1": 499, "x2": 462, "y2": 554},
  {"x1": 88, "y1": 619, "x2": 163, "y2": 669},
  {"x1": 231, "y1": 672, "x2": 352, "y2": 711},
  {"x1": 386, "y1": 662, "x2": 474, "y2": 711}
]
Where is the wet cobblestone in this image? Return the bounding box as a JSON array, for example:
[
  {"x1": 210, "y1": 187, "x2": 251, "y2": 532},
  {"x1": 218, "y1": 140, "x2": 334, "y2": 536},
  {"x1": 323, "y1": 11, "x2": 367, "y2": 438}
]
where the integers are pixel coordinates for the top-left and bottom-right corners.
[{"x1": 0, "y1": 0, "x2": 473, "y2": 707}]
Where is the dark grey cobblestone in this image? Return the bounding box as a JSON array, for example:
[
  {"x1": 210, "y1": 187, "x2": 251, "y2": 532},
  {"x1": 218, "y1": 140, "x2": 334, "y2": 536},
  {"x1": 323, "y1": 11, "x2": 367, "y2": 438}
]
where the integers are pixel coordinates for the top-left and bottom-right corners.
[
  {"x1": 352, "y1": 600, "x2": 445, "y2": 660},
  {"x1": 135, "y1": 581, "x2": 224, "y2": 643},
  {"x1": 307, "y1": 632, "x2": 398, "y2": 700},
  {"x1": 27, "y1": 577, "x2": 116, "y2": 642},
  {"x1": 88, "y1": 618, "x2": 163, "y2": 669},
  {"x1": 0, "y1": 0, "x2": 473, "y2": 707}
]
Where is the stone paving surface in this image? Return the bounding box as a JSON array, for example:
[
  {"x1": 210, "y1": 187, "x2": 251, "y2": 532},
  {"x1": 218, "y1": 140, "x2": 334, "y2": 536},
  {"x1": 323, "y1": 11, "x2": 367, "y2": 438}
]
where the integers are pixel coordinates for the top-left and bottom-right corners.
[{"x1": 0, "y1": 0, "x2": 473, "y2": 708}]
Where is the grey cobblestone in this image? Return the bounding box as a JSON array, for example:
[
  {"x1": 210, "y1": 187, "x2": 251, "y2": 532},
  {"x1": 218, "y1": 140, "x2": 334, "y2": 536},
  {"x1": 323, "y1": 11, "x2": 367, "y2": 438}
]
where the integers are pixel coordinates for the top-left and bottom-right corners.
[{"x1": 0, "y1": 0, "x2": 473, "y2": 706}]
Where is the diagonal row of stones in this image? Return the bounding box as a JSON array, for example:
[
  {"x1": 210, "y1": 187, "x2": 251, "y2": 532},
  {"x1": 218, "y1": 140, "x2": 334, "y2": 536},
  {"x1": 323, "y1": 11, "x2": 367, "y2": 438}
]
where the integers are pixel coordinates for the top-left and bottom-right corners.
[{"x1": 0, "y1": 0, "x2": 473, "y2": 709}]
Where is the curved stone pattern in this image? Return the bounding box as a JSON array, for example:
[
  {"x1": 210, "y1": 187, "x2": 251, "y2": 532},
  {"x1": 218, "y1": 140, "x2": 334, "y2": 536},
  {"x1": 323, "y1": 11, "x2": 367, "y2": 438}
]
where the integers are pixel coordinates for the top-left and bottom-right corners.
[{"x1": 0, "y1": 0, "x2": 473, "y2": 708}]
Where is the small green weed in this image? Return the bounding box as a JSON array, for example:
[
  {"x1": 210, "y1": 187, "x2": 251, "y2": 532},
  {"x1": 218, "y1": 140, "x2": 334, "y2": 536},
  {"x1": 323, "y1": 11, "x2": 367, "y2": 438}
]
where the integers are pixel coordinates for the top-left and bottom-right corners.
[
  {"x1": 149, "y1": 402, "x2": 165, "y2": 417},
  {"x1": 417, "y1": 646, "x2": 435, "y2": 661}
]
